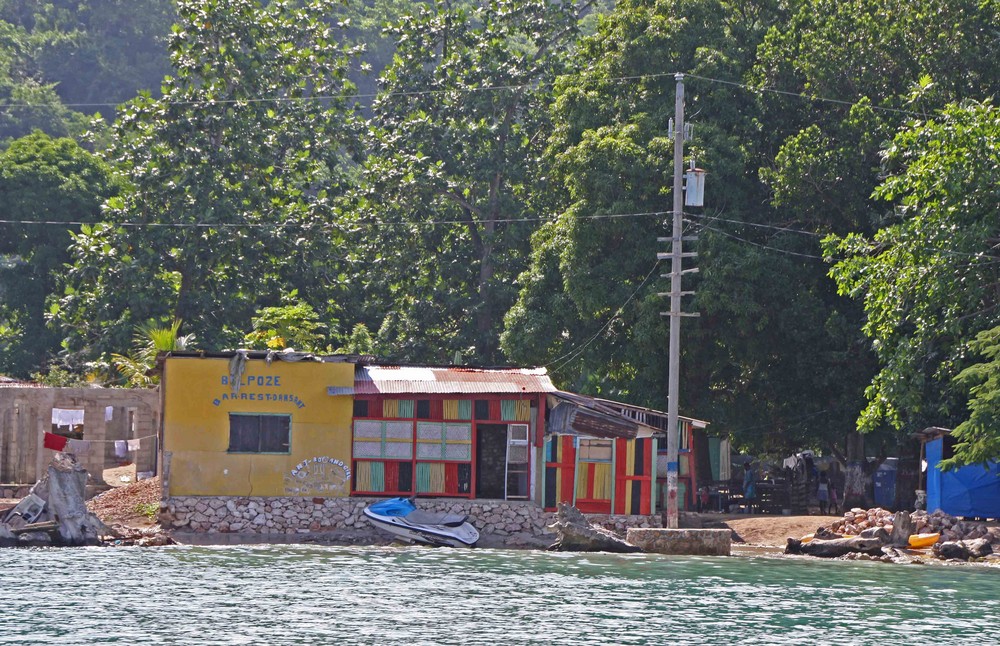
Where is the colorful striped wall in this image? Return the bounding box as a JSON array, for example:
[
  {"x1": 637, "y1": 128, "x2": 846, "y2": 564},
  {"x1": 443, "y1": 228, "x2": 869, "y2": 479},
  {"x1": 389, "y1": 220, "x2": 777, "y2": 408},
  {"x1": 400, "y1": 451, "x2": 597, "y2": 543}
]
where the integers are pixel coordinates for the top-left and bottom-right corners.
[
  {"x1": 352, "y1": 396, "x2": 533, "y2": 497},
  {"x1": 544, "y1": 436, "x2": 656, "y2": 515}
]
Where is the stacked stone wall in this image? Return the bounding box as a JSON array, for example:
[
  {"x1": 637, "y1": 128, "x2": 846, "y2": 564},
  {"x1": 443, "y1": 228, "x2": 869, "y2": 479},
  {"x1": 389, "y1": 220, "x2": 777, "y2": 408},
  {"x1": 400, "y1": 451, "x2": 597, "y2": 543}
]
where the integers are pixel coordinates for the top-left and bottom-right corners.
[
  {"x1": 1, "y1": 485, "x2": 33, "y2": 499},
  {"x1": 161, "y1": 495, "x2": 662, "y2": 546}
]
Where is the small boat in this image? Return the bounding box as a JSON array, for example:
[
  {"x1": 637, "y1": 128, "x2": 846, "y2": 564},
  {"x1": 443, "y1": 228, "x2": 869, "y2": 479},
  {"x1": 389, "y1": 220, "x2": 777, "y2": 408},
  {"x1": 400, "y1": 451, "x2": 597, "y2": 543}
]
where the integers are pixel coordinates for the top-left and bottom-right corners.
[{"x1": 363, "y1": 497, "x2": 479, "y2": 548}]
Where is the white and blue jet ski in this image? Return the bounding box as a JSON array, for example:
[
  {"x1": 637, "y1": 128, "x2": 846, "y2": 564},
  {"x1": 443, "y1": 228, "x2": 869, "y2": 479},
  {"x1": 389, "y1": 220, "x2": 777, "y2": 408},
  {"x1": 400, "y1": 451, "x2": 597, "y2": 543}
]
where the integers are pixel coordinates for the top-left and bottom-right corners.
[{"x1": 363, "y1": 497, "x2": 479, "y2": 548}]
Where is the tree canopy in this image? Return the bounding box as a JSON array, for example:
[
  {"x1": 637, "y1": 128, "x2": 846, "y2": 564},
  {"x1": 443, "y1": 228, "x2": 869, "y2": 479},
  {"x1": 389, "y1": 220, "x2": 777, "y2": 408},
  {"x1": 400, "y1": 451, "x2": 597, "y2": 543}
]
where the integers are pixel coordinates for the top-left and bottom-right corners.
[
  {"x1": 347, "y1": 0, "x2": 593, "y2": 364},
  {"x1": 1, "y1": 0, "x2": 998, "y2": 464},
  {"x1": 827, "y1": 101, "x2": 1000, "y2": 462},
  {"x1": 50, "y1": 0, "x2": 361, "y2": 366},
  {"x1": 0, "y1": 131, "x2": 118, "y2": 375}
]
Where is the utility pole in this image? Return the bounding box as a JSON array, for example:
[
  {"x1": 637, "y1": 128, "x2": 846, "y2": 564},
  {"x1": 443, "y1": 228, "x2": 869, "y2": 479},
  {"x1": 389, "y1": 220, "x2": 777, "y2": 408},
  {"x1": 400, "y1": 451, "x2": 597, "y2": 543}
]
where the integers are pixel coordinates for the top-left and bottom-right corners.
[{"x1": 657, "y1": 73, "x2": 699, "y2": 529}]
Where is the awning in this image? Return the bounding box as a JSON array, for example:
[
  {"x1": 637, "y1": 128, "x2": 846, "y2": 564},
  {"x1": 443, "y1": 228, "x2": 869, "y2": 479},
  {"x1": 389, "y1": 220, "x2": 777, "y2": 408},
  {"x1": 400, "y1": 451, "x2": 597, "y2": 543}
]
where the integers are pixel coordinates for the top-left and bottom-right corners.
[{"x1": 546, "y1": 392, "x2": 658, "y2": 440}]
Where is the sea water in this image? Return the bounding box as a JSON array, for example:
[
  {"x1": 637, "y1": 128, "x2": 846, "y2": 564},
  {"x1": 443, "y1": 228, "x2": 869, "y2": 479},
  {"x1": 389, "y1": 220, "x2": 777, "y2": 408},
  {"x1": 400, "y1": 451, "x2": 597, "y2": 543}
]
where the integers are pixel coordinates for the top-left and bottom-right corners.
[{"x1": 1, "y1": 545, "x2": 998, "y2": 644}]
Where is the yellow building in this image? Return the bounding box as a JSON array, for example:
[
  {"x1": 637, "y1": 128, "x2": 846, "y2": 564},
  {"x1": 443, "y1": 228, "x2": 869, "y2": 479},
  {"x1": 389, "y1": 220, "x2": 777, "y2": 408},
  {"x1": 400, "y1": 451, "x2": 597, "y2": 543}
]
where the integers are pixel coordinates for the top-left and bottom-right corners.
[{"x1": 161, "y1": 352, "x2": 355, "y2": 498}]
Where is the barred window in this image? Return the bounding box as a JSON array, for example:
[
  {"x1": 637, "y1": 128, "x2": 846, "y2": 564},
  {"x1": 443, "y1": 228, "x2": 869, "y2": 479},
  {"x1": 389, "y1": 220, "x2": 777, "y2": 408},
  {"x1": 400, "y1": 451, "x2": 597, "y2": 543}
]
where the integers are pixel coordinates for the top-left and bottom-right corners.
[{"x1": 227, "y1": 414, "x2": 290, "y2": 453}]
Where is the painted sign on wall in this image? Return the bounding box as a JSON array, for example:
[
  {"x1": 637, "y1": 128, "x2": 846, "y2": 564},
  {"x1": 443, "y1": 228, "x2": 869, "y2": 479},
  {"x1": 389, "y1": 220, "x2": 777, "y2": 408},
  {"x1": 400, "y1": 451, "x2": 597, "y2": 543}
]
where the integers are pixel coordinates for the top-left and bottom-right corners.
[{"x1": 284, "y1": 456, "x2": 352, "y2": 496}]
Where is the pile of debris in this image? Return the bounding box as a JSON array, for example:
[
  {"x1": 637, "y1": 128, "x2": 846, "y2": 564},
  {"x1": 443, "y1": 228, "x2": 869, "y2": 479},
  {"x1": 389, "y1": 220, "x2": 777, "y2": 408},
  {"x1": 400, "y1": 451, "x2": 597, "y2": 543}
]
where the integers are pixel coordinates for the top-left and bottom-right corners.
[
  {"x1": 87, "y1": 476, "x2": 161, "y2": 523},
  {"x1": 828, "y1": 507, "x2": 997, "y2": 543},
  {"x1": 1, "y1": 453, "x2": 172, "y2": 548},
  {"x1": 786, "y1": 507, "x2": 1000, "y2": 563}
]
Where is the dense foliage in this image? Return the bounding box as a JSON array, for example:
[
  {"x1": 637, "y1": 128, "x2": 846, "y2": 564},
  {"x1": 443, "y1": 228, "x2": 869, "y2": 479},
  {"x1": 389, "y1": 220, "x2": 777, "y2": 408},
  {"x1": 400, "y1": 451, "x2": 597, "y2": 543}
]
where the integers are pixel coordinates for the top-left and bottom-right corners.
[{"x1": 0, "y1": 0, "x2": 998, "y2": 462}]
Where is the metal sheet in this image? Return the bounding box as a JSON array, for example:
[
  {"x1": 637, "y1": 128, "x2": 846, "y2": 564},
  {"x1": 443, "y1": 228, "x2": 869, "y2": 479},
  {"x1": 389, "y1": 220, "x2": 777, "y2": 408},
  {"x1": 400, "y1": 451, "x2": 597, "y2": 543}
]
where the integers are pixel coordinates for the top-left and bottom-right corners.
[{"x1": 355, "y1": 366, "x2": 557, "y2": 395}]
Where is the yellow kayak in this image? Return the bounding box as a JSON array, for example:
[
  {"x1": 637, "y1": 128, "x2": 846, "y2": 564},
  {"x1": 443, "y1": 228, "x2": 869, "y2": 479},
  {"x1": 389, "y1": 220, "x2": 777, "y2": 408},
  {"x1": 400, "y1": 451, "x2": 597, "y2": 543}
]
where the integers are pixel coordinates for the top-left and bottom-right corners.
[{"x1": 908, "y1": 533, "x2": 940, "y2": 549}]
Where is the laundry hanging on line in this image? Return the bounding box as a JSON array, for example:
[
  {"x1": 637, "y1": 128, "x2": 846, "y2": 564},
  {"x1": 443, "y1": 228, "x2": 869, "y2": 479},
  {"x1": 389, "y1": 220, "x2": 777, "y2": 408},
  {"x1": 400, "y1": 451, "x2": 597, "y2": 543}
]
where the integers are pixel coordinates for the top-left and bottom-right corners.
[
  {"x1": 115, "y1": 440, "x2": 128, "y2": 458},
  {"x1": 67, "y1": 438, "x2": 91, "y2": 455},
  {"x1": 43, "y1": 432, "x2": 68, "y2": 451},
  {"x1": 51, "y1": 408, "x2": 84, "y2": 428},
  {"x1": 127, "y1": 438, "x2": 142, "y2": 452}
]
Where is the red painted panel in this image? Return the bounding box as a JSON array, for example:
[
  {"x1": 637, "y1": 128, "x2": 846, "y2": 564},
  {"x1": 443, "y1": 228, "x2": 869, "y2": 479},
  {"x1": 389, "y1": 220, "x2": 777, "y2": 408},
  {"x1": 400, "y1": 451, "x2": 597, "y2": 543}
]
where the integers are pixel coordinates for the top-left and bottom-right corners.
[{"x1": 561, "y1": 437, "x2": 576, "y2": 503}]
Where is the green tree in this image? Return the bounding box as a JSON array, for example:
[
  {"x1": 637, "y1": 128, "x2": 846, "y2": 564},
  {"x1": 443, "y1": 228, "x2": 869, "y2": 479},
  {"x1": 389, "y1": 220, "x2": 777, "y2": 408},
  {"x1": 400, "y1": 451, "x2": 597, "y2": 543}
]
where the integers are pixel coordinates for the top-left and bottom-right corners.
[
  {"x1": 111, "y1": 319, "x2": 196, "y2": 387},
  {"x1": 350, "y1": 0, "x2": 593, "y2": 364},
  {"x1": 52, "y1": 0, "x2": 361, "y2": 367},
  {"x1": 0, "y1": 131, "x2": 119, "y2": 376},
  {"x1": 502, "y1": 0, "x2": 872, "y2": 456},
  {"x1": 946, "y1": 326, "x2": 1000, "y2": 468},
  {"x1": 826, "y1": 101, "x2": 1000, "y2": 461},
  {"x1": 0, "y1": 0, "x2": 175, "y2": 108},
  {"x1": 244, "y1": 295, "x2": 328, "y2": 352},
  {"x1": 0, "y1": 18, "x2": 95, "y2": 142}
]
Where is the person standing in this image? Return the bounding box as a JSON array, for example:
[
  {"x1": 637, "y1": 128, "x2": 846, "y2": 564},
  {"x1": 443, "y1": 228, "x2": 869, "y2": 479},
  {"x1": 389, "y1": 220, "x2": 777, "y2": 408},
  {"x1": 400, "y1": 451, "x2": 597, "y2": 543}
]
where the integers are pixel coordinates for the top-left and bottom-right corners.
[
  {"x1": 817, "y1": 471, "x2": 830, "y2": 515},
  {"x1": 743, "y1": 462, "x2": 756, "y2": 514}
]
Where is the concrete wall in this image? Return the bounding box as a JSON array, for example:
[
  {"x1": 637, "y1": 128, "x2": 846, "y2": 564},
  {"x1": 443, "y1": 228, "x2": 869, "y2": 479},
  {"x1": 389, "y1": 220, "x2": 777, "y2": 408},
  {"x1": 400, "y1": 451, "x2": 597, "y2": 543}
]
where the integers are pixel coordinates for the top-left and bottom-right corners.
[
  {"x1": 160, "y1": 496, "x2": 662, "y2": 547},
  {"x1": 0, "y1": 387, "x2": 159, "y2": 485}
]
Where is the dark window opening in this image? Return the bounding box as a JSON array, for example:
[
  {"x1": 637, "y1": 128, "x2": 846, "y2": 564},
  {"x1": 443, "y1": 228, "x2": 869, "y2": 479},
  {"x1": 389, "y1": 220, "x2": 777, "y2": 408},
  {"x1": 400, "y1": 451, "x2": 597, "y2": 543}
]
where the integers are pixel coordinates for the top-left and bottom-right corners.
[
  {"x1": 228, "y1": 414, "x2": 290, "y2": 453},
  {"x1": 353, "y1": 399, "x2": 369, "y2": 417},
  {"x1": 416, "y1": 399, "x2": 431, "y2": 419},
  {"x1": 474, "y1": 399, "x2": 490, "y2": 420}
]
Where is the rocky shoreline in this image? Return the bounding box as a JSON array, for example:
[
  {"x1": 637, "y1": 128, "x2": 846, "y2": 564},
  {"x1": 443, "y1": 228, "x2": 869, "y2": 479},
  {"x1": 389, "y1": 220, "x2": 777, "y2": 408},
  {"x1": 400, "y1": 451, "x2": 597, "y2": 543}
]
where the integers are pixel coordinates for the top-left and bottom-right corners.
[{"x1": 785, "y1": 507, "x2": 1000, "y2": 565}]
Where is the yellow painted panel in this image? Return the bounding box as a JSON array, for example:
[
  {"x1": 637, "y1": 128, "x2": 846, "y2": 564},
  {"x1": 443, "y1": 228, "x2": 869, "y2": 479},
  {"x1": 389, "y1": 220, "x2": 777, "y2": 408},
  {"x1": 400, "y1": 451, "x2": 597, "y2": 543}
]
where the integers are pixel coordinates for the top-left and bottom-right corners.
[{"x1": 163, "y1": 357, "x2": 355, "y2": 497}]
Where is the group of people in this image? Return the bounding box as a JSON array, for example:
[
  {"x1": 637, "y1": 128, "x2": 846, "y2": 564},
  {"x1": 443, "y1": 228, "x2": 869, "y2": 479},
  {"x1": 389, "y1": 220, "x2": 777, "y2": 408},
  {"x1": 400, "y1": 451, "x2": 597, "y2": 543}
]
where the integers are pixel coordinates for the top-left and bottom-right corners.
[
  {"x1": 738, "y1": 460, "x2": 841, "y2": 515},
  {"x1": 816, "y1": 470, "x2": 840, "y2": 515}
]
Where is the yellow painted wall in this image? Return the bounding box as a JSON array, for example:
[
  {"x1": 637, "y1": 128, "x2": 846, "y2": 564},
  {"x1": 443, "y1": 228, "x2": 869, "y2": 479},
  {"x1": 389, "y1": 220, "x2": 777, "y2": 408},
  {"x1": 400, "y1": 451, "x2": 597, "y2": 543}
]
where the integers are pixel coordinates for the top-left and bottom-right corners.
[{"x1": 163, "y1": 357, "x2": 354, "y2": 497}]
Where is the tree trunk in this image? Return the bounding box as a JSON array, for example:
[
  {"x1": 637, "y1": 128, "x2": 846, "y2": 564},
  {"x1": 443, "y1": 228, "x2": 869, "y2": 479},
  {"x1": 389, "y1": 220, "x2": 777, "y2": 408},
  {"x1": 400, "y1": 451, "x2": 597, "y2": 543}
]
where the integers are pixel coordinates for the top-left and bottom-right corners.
[
  {"x1": 843, "y1": 430, "x2": 869, "y2": 508},
  {"x1": 785, "y1": 535, "x2": 885, "y2": 557}
]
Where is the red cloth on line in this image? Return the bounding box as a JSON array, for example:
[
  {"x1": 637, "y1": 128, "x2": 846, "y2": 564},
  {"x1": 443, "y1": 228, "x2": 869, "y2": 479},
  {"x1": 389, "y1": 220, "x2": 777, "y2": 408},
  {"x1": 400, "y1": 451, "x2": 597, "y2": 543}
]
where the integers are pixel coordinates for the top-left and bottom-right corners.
[{"x1": 43, "y1": 432, "x2": 68, "y2": 451}]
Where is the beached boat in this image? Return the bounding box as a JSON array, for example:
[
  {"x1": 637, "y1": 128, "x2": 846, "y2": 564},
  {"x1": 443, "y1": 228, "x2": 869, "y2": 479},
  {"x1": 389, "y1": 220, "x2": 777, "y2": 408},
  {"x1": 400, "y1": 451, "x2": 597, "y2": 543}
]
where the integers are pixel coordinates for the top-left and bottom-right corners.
[{"x1": 363, "y1": 497, "x2": 479, "y2": 547}]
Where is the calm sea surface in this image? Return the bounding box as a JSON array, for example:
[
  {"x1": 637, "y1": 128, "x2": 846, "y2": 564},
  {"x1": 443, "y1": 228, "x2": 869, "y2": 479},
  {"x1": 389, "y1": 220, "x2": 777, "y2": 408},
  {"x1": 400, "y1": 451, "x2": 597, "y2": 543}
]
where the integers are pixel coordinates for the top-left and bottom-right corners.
[{"x1": 1, "y1": 545, "x2": 998, "y2": 644}]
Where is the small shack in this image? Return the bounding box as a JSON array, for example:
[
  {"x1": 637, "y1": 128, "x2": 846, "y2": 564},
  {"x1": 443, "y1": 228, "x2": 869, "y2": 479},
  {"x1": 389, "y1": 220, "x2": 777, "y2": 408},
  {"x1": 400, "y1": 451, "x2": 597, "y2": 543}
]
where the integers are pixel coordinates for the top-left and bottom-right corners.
[{"x1": 917, "y1": 427, "x2": 1000, "y2": 518}]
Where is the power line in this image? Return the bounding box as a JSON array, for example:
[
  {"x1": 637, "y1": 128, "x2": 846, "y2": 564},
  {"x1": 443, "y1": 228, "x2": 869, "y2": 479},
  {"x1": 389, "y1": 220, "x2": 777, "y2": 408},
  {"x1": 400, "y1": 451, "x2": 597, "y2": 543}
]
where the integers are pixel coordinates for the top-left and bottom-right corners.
[
  {"x1": 700, "y1": 225, "x2": 829, "y2": 260},
  {"x1": 0, "y1": 209, "x2": 668, "y2": 230},
  {"x1": 684, "y1": 73, "x2": 925, "y2": 118},
  {"x1": 1, "y1": 70, "x2": 934, "y2": 119},
  {"x1": 545, "y1": 258, "x2": 664, "y2": 373},
  {"x1": 686, "y1": 211, "x2": 823, "y2": 237}
]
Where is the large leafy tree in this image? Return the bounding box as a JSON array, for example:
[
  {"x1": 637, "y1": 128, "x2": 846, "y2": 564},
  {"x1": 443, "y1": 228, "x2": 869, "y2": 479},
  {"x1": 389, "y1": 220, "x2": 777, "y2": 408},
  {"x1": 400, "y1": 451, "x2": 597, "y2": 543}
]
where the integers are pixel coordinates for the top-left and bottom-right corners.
[
  {"x1": 502, "y1": 0, "x2": 871, "y2": 456},
  {"x1": 0, "y1": 17, "x2": 94, "y2": 142},
  {"x1": 827, "y1": 101, "x2": 1000, "y2": 463},
  {"x1": 350, "y1": 0, "x2": 594, "y2": 364},
  {"x1": 756, "y1": 0, "x2": 999, "y2": 457},
  {"x1": 0, "y1": 131, "x2": 119, "y2": 376},
  {"x1": 51, "y1": 0, "x2": 361, "y2": 367},
  {"x1": 0, "y1": 0, "x2": 176, "y2": 108}
]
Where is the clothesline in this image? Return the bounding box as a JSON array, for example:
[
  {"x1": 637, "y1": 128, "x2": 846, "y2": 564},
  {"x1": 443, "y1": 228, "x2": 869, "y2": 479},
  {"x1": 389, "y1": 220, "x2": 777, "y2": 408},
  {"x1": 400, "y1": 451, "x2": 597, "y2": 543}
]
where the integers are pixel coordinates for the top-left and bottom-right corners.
[
  {"x1": 41, "y1": 433, "x2": 157, "y2": 444},
  {"x1": 43, "y1": 432, "x2": 156, "y2": 455}
]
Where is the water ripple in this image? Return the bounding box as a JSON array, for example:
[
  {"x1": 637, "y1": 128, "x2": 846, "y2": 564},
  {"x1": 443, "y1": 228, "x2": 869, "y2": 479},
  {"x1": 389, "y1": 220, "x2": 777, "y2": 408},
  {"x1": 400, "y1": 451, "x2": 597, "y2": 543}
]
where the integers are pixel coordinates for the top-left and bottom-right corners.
[{"x1": 1, "y1": 545, "x2": 999, "y2": 644}]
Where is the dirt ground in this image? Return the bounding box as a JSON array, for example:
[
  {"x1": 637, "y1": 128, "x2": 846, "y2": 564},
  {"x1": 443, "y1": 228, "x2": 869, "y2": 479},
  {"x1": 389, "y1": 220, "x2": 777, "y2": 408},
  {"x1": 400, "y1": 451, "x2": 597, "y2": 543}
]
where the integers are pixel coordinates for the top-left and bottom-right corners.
[{"x1": 712, "y1": 514, "x2": 841, "y2": 547}]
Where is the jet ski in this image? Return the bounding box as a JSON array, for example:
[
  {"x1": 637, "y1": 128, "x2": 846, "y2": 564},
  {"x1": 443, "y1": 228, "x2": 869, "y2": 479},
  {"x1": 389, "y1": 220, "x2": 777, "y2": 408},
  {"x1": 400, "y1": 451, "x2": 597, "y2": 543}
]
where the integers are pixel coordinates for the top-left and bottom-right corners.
[{"x1": 363, "y1": 497, "x2": 479, "y2": 547}]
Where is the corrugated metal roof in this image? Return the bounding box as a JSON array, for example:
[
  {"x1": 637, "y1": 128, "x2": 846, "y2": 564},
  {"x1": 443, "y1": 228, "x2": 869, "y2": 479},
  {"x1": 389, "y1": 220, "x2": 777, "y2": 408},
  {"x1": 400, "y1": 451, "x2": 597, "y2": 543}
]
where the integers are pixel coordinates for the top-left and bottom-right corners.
[
  {"x1": 0, "y1": 376, "x2": 45, "y2": 388},
  {"x1": 354, "y1": 365, "x2": 557, "y2": 395}
]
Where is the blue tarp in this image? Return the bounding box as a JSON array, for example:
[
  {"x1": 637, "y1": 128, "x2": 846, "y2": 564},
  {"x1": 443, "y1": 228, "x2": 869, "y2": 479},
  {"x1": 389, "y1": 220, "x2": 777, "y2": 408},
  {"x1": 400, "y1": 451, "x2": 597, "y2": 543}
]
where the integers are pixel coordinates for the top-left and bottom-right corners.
[{"x1": 925, "y1": 437, "x2": 1000, "y2": 518}]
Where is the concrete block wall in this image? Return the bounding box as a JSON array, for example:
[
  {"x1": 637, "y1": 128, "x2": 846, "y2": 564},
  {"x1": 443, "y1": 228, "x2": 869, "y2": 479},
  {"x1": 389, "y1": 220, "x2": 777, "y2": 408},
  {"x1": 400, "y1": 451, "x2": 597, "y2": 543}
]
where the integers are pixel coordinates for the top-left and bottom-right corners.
[{"x1": 0, "y1": 387, "x2": 159, "y2": 485}]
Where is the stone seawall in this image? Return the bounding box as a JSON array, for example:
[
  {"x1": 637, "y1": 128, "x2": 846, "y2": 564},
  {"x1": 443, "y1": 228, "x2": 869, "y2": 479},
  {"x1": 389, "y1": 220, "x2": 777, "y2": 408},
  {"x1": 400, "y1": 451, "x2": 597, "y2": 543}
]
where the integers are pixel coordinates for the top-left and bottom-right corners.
[
  {"x1": 1, "y1": 485, "x2": 33, "y2": 499},
  {"x1": 161, "y1": 496, "x2": 662, "y2": 548}
]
